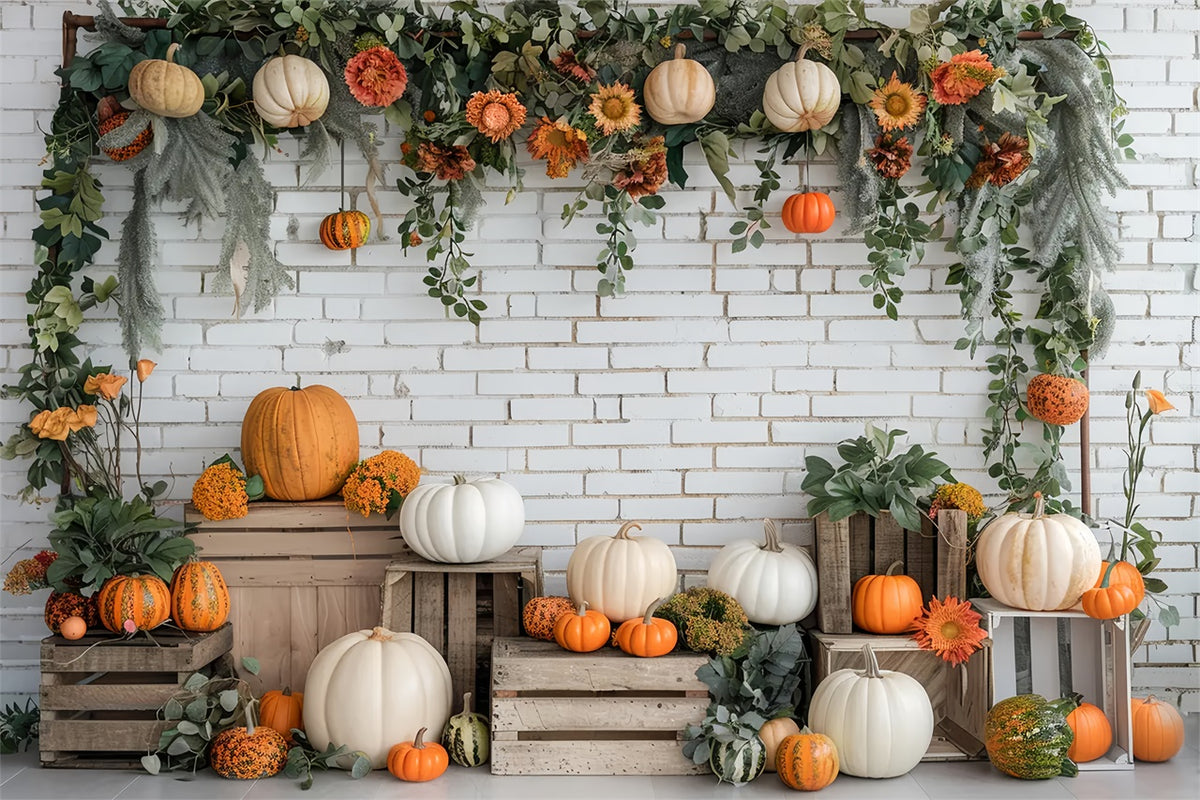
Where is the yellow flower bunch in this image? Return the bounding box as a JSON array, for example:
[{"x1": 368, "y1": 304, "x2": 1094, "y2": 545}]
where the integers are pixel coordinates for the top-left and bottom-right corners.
[
  {"x1": 192, "y1": 462, "x2": 249, "y2": 521},
  {"x1": 929, "y1": 482, "x2": 987, "y2": 520},
  {"x1": 342, "y1": 450, "x2": 421, "y2": 518}
]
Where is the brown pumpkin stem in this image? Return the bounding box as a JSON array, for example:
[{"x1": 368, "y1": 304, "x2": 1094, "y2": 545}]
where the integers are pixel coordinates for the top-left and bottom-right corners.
[
  {"x1": 615, "y1": 521, "x2": 643, "y2": 539},
  {"x1": 795, "y1": 43, "x2": 811, "y2": 61},
  {"x1": 413, "y1": 726, "x2": 428, "y2": 749},
  {"x1": 885, "y1": 560, "x2": 905, "y2": 576},
  {"x1": 282, "y1": 687, "x2": 292, "y2": 697},
  {"x1": 165, "y1": 42, "x2": 181, "y2": 63},
  {"x1": 861, "y1": 643, "x2": 882, "y2": 679},
  {"x1": 761, "y1": 519, "x2": 784, "y2": 553},
  {"x1": 461, "y1": 691, "x2": 472, "y2": 715},
  {"x1": 642, "y1": 596, "x2": 669, "y2": 625},
  {"x1": 672, "y1": 42, "x2": 687, "y2": 60},
  {"x1": 368, "y1": 626, "x2": 394, "y2": 642}
]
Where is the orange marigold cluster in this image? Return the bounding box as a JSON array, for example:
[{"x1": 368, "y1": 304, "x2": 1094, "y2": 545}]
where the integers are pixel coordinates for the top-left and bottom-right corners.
[
  {"x1": 3, "y1": 551, "x2": 56, "y2": 596},
  {"x1": 930, "y1": 50, "x2": 1002, "y2": 106},
  {"x1": 966, "y1": 132, "x2": 1032, "y2": 189},
  {"x1": 342, "y1": 450, "x2": 421, "y2": 517},
  {"x1": 192, "y1": 462, "x2": 250, "y2": 521}
]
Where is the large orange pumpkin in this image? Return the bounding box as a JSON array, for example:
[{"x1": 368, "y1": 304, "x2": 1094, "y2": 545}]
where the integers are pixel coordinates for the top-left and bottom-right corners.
[
  {"x1": 169, "y1": 560, "x2": 230, "y2": 631},
  {"x1": 851, "y1": 560, "x2": 923, "y2": 634},
  {"x1": 1130, "y1": 695, "x2": 1185, "y2": 762},
  {"x1": 259, "y1": 687, "x2": 304, "y2": 744},
  {"x1": 1093, "y1": 560, "x2": 1145, "y2": 607},
  {"x1": 240, "y1": 384, "x2": 359, "y2": 501},
  {"x1": 387, "y1": 727, "x2": 449, "y2": 782},
  {"x1": 96, "y1": 574, "x2": 171, "y2": 633},
  {"x1": 1066, "y1": 699, "x2": 1112, "y2": 763},
  {"x1": 522, "y1": 596, "x2": 576, "y2": 641},
  {"x1": 776, "y1": 728, "x2": 839, "y2": 791},
  {"x1": 781, "y1": 192, "x2": 835, "y2": 234},
  {"x1": 1026, "y1": 373, "x2": 1089, "y2": 426},
  {"x1": 320, "y1": 210, "x2": 370, "y2": 250}
]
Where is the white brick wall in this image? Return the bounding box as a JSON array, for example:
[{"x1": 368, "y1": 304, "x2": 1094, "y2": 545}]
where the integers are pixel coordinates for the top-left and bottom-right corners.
[{"x1": 1, "y1": 1, "x2": 1196, "y2": 711}]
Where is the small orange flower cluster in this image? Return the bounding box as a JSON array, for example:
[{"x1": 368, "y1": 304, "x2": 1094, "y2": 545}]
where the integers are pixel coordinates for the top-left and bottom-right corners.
[
  {"x1": 930, "y1": 50, "x2": 1002, "y2": 106},
  {"x1": 342, "y1": 450, "x2": 421, "y2": 517},
  {"x1": 613, "y1": 137, "x2": 668, "y2": 200},
  {"x1": 29, "y1": 405, "x2": 98, "y2": 441},
  {"x1": 867, "y1": 134, "x2": 914, "y2": 180},
  {"x1": 416, "y1": 142, "x2": 477, "y2": 182},
  {"x1": 3, "y1": 550, "x2": 56, "y2": 596},
  {"x1": 192, "y1": 462, "x2": 250, "y2": 521}
]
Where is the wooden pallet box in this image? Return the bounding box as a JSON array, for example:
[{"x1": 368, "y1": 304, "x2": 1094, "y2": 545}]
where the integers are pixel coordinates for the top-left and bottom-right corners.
[
  {"x1": 489, "y1": 638, "x2": 709, "y2": 776},
  {"x1": 186, "y1": 500, "x2": 406, "y2": 694},
  {"x1": 815, "y1": 509, "x2": 968, "y2": 634},
  {"x1": 810, "y1": 630, "x2": 990, "y2": 762},
  {"x1": 974, "y1": 598, "x2": 1134, "y2": 771},
  {"x1": 40, "y1": 624, "x2": 233, "y2": 769},
  {"x1": 381, "y1": 549, "x2": 542, "y2": 704}
]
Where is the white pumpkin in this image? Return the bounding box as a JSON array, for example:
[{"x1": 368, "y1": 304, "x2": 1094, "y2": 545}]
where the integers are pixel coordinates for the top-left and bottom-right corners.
[
  {"x1": 643, "y1": 43, "x2": 716, "y2": 125},
  {"x1": 303, "y1": 626, "x2": 452, "y2": 769},
  {"x1": 706, "y1": 519, "x2": 818, "y2": 626},
  {"x1": 975, "y1": 493, "x2": 1101, "y2": 611},
  {"x1": 252, "y1": 54, "x2": 330, "y2": 128},
  {"x1": 399, "y1": 475, "x2": 525, "y2": 563},
  {"x1": 808, "y1": 644, "x2": 933, "y2": 779},
  {"x1": 762, "y1": 49, "x2": 841, "y2": 133},
  {"x1": 567, "y1": 521, "x2": 678, "y2": 623}
]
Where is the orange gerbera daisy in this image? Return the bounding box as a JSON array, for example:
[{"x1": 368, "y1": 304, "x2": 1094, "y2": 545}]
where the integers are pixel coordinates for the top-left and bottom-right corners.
[
  {"x1": 930, "y1": 50, "x2": 1001, "y2": 106},
  {"x1": 869, "y1": 72, "x2": 926, "y2": 132},
  {"x1": 526, "y1": 116, "x2": 589, "y2": 178},
  {"x1": 465, "y1": 90, "x2": 527, "y2": 143},
  {"x1": 588, "y1": 83, "x2": 641, "y2": 136},
  {"x1": 910, "y1": 596, "x2": 987, "y2": 666},
  {"x1": 345, "y1": 46, "x2": 408, "y2": 107}
]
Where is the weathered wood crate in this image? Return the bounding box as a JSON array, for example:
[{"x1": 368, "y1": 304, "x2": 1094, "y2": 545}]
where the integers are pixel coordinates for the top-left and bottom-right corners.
[
  {"x1": 815, "y1": 509, "x2": 968, "y2": 634},
  {"x1": 974, "y1": 598, "x2": 1134, "y2": 771},
  {"x1": 186, "y1": 500, "x2": 406, "y2": 694},
  {"x1": 381, "y1": 549, "x2": 541, "y2": 703},
  {"x1": 40, "y1": 624, "x2": 233, "y2": 769},
  {"x1": 810, "y1": 631, "x2": 990, "y2": 761},
  {"x1": 490, "y1": 638, "x2": 709, "y2": 776}
]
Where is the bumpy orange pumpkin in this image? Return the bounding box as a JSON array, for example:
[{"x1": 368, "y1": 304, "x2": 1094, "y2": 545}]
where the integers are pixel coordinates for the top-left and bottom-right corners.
[
  {"x1": 851, "y1": 560, "x2": 923, "y2": 634},
  {"x1": 259, "y1": 687, "x2": 304, "y2": 743},
  {"x1": 776, "y1": 728, "x2": 839, "y2": 791},
  {"x1": 210, "y1": 715, "x2": 289, "y2": 779},
  {"x1": 1130, "y1": 696, "x2": 1185, "y2": 762},
  {"x1": 614, "y1": 597, "x2": 677, "y2": 657},
  {"x1": 170, "y1": 560, "x2": 230, "y2": 631},
  {"x1": 522, "y1": 596, "x2": 576, "y2": 641},
  {"x1": 44, "y1": 591, "x2": 100, "y2": 634},
  {"x1": 1093, "y1": 560, "x2": 1145, "y2": 607},
  {"x1": 240, "y1": 383, "x2": 359, "y2": 502},
  {"x1": 320, "y1": 209, "x2": 370, "y2": 250},
  {"x1": 1026, "y1": 373, "x2": 1089, "y2": 426},
  {"x1": 553, "y1": 601, "x2": 611, "y2": 653},
  {"x1": 96, "y1": 574, "x2": 171, "y2": 633},
  {"x1": 1066, "y1": 699, "x2": 1112, "y2": 763},
  {"x1": 98, "y1": 111, "x2": 153, "y2": 161},
  {"x1": 781, "y1": 192, "x2": 835, "y2": 234},
  {"x1": 387, "y1": 727, "x2": 449, "y2": 782}
]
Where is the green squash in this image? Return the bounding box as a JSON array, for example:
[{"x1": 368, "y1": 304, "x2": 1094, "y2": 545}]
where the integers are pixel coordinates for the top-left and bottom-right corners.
[
  {"x1": 709, "y1": 735, "x2": 766, "y2": 785},
  {"x1": 985, "y1": 694, "x2": 1078, "y2": 779},
  {"x1": 442, "y1": 691, "x2": 489, "y2": 767}
]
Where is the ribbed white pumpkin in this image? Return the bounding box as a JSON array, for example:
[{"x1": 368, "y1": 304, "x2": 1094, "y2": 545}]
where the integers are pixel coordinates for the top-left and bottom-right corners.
[
  {"x1": 975, "y1": 493, "x2": 1101, "y2": 611},
  {"x1": 643, "y1": 43, "x2": 716, "y2": 125},
  {"x1": 399, "y1": 475, "x2": 525, "y2": 563},
  {"x1": 302, "y1": 627, "x2": 452, "y2": 769},
  {"x1": 807, "y1": 644, "x2": 933, "y2": 779},
  {"x1": 566, "y1": 522, "x2": 678, "y2": 623},
  {"x1": 762, "y1": 49, "x2": 841, "y2": 133},
  {"x1": 252, "y1": 54, "x2": 330, "y2": 128},
  {"x1": 706, "y1": 519, "x2": 818, "y2": 625}
]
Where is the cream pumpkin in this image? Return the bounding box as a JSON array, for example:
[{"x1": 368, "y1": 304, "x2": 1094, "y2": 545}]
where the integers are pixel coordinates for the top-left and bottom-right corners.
[
  {"x1": 762, "y1": 48, "x2": 841, "y2": 133},
  {"x1": 128, "y1": 43, "x2": 205, "y2": 118},
  {"x1": 302, "y1": 627, "x2": 452, "y2": 769},
  {"x1": 399, "y1": 475, "x2": 525, "y2": 563},
  {"x1": 643, "y1": 43, "x2": 716, "y2": 125},
  {"x1": 975, "y1": 494, "x2": 1101, "y2": 611},
  {"x1": 706, "y1": 519, "x2": 818, "y2": 625},
  {"x1": 566, "y1": 522, "x2": 678, "y2": 623},
  {"x1": 758, "y1": 716, "x2": 800, "y2": 773},
  {"x1": 252, "y1": 54, "x2": 330, "y2": 128}
]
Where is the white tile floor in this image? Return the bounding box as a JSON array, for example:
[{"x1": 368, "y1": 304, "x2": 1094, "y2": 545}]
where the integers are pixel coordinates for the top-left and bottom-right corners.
[{"x1": 1, "y1": 717, "x2": 1196, "y2": 800}]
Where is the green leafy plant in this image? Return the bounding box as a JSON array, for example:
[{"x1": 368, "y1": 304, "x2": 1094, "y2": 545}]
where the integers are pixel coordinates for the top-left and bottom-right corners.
[
  {"x1": 283, "y1": 731, "x2": 372, "y2": 790},
  {"x1": 0, "y1": 699, "x2": 40, "y2": 754},
  {"x1": 802, "y1": 423, "x2": 954, "y2": 532}
]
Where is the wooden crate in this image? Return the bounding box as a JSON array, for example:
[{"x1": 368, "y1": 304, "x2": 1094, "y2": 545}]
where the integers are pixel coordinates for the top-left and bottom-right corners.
[
  {"x1": 40, "y1": 624, "x2": 233, "y2": 768},
  {"x1": 186, "y1": 500, "x2": 407, "y2": 694},
  {"x1": 974, "y1": 598, "x2": 1134, "y2": 771},
  {"x1": 810, "y1": 631, "x2": 990, "y2": 761},
  {"x1": 815, "y1": 509, "x2": 968, "y2": 634},
  {"x1": 381, "y1": 549, "x2": 541, "y2": 704},
  {"x1": 489, "y1": 638, "x2": 709, "y2": 776}
]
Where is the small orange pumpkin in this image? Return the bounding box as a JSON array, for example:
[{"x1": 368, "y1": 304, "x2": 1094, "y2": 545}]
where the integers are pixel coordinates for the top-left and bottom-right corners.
[
  {"x1": 320, "y1": 209, "x2": 370, "y2": 250},
  {"x1": 1080, "y1": 566, "x2": 1139, "y2": 620},
  {"x1": 44, "y1": 591, "x2": 100, "y2": 634},
  {"x1": 210, "y1": 705, "x2": 289, "y2": 779},
  {"x1": 1026, "y1": 373, "x2": 1089, "y2": 426},
  {"x1": 851, "y1": 560, "x2": 923, "y2": 634},
  {"x1": 1066, "y1": 698, "x2": 1112, "y2": 763},
  {"x1": 522, "y1": 596, "x2": 576, "y2": 641},
  {"x1": 776, "y1": 727, "x2": 839, "y2": 791},
  {"x1": 614, "y1": 596, "x2": 677, "y2": 657},
  {"x1": 387, "y1": 727, "x2": 449, "y2": 782},
  {"x1": 259, "y1": 687, "x2": 303, "y2": 744},
  {"x1": 553, "y1": 600, "x2": 611, "y2": 653},
  {"x1": 781, "y1": 191, "x2": 835, "y2": 234},
  {"x1": 170, "y1": 559, "x2": 231, "y2": 631},
  {"x1": 59, "y1": 615, "x2": 88, "y2": 640},
  {"x1": 1130, "y1": 695, "x2": 1185, "y2": 762},
  {"x1": 96, "y1": 574, "x2": 171, "y2": 633},
  {"x1": 1093, "y1": 560, "x2": 1145, "y2": 607}
]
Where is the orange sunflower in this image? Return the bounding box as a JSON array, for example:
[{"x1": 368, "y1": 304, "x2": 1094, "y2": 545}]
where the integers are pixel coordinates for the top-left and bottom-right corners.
[
  {"x1": 526, "y1": 116, "x2": 590, "y2": 178},
  {"x1": 589, "y1": 83, "x2": 641, "y2": 136},
  {"x1": 465, "y1": 90, "x2": 527, "y2": 143},
  {"x1": 869, "y1": 72, "x2": 926, "y2": 132},
  {"x1": 910, "y1": 596, "x2": 987, "y2": 666}
]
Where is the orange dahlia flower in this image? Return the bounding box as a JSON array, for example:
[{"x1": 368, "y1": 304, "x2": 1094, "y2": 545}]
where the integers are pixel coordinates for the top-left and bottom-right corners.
[
  {"x1": 930, "y1": 50, "x2": 1001, "y2": 106},
  {"x1": 345, "y1": 46, "x2": 408, "y2": 107},
  {"x1": 465, "y1": 90, "x2": 527, "y2": 143}
]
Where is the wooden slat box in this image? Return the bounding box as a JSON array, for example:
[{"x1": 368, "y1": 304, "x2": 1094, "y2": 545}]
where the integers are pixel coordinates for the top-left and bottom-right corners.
[
  {"x1": 810, "y1": 631, "x2": 990, "y2": 762},
  {"x1": 381, "y1": 549, "x2": 542, "y2": 704},
  {"x1": 815, "y1": 509, "x2": 968, "y2": 634},
  {"x1": 974, "y1": 598, "x2": 1134, "y2": 771},
  {"x1": 186, "y1": 500, "x2": 407, "y2": 694},
  {"x1": 490, "y1": 638, "x2": 709, "y2": 776},
  {"x1": 40, "y1": 624, "x2": 233, "y2": 769}
]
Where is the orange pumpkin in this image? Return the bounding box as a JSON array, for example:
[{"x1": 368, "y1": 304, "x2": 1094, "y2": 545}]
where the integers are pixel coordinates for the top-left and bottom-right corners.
[
  {"x1": 387, "y1": 727, "x2": 449, "y2": 782},
  {"x1": 1130, "y1": 695, "x2": 1185, "y2": 762},
  {"x1": 240, "y1": 383, "x2": 359, "y2": 502},
  {"x1": 522, "y1": 596, "x2": 576, "y2": 641},
  {"x1": 98, "y1": 110, "x2": 152, "y2": 161},
  {"x1": 259, "y1": 687, "x2": 303, "y2": 744},
  {"x1": 776, "y1": 728, "x2": 839, "y2": 791},
  {"x1": 1066, "y1": 699, "x2": 1112, "y2": 763},
  {"x1": 1026, "y1": 373, "x2": 1089, "y2": 426},
  {"x1": 1080, "y1": 582, "x2": 1139, "y2": 620},
  {"x1": 320, "y1": 209, "x2": 370, "y2": 250},
  {"x1": 781, "y1": 191, "x2": 835, "y2": 234},
  {"x1": 44, "y1": 591, "x2": 100, "y2": 634},
  {"x1": 210, "y1": 713, "x2": 289, "y2": 779},
  {"x1": 169, "y1": 560, "x2": 230, "y2": 631},
  {"x1": 1093, "y1": 560, "x2": 1145, "y2": 607},
  {"x1": 614, "y1": 597, "x2": 677, "y2": 657},
  {"x1": 851, "y1": 560, "x2": 923, "y2": 634},
  {"x1": 96, "y1": 574, "x2": 171, "y2": 633},
  {"x1": 553, "y1": 601, "x2": 611, "y2": 653},
  {"x1": 59, "y1": 615, "x2": 88, "y2": 640}
]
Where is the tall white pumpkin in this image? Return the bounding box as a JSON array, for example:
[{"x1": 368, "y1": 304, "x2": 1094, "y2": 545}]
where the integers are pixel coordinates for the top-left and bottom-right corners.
[
  {"x1": 399, "y1": 475, "x2": 525, "y2": 563},
  {"x1": 808, "y1": 644, "x2": 933, "y2": 778},
  {"x1": 975, "y1": 493, "x2": 1100, "y2": 611},
  {"x1": 302, "y1": 627, "x2": 452, "y2": 769},
  {"x1": 567, "y1": 522, "x2": 678, "y2": 623},
  {"x1": 706, "y1": 519, "x2": 818, "y2": 625},
  {"x1": 762, "y1": 48, "x2": 841, "y2": 133},
  {"x1": 252, "y1": 54, "x2": 330, "y2": 128}
]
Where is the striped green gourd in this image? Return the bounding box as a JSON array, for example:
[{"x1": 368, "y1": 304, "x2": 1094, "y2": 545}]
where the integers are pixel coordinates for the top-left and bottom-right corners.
[
  {"x1": 709, "y1": 735, "x2": 766, "y2": 786},
  {"x1": 442, "y1": 691, "x2": 489, "y2": 767},
  {"x1": 985, "y1": 694, "x2": 1078, "y2": 779}
]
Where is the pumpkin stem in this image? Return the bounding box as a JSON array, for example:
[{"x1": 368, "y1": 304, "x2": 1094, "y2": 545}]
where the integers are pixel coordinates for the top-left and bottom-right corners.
[
  {"x1": 461, "y1": 692, "x2": 472, "y2": 715},
  {"x1": 1098, "y1": 560, "x2": 1117, "y2": 588},
  {"x1": 799, "y1": 725, "x2": 814, "y2": 735},
  {"x1": 576, "y1": 600, "x2": 590, "y2": 616},
  {"x1": 795, "y1": 43, "x2": 811, "y2": 61},
  {"x1": 413, "y1": 726, "x2": 428, "y2": 749},
  {"x1": 368, "y1": 626, "x2": 393, "y2": 642},
  {"x1": 453, "y1": 475, "x2": 468, "y2": 485},
  {"x1": 642, "y1": 596, "x2": 669, "y2": 625},
  {"x1": 245, "y1": 698, "x2": 258, "y2": 737},
  {"x1": 615, "y1": 521, "x2": 643, "y2": 539},
  {"x1": 861, "y1": 643, "x2": 882, "y2": 679},
  {"x1": 291, "y1": 375, "x2": 302, "y2": 391},
  {"x1": 1032, "y1": 491, "x2": 1045, "y2": 518},
  {"x1": 672, "y1": 42, "x2": 687, "y2": 60},
  {"x1": 761, "y1": 519, "x2": 784, "y2": 553},
  {"x1": 885, "y1": 559, "x2": 905, "y2": 576},
  {"x1": 282, "y1": 686, "x2": 292, "y2": 697},
  {"x1": 165, "y1": 42, "x2": 181, "y2": 63}
]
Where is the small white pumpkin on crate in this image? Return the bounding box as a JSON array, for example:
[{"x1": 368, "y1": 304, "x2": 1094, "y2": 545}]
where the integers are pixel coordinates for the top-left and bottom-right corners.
[{"x1": 399, "y1": 475, "x2": 525, "y2": 563}]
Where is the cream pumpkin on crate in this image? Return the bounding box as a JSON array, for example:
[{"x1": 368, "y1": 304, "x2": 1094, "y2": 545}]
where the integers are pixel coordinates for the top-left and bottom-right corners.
[
  {"x1": 252, "y1": 54, "x2": 329, "y2": 128},
  {"x1": 705, "y1": 519, "x2": 817, "y2": 626},
  {"x1": 566, "y1": 521, "x2": 678, "y2": 623},
  {"x1": 399, "y1": 475, "x2": 525, "y2": 563}
]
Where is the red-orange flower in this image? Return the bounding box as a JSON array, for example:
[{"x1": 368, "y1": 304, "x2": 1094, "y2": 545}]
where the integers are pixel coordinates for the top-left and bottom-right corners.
[
  {"x1": 613, "y1": 137, "x2": 668, "y2": 200},
  {"x1": 910, "y1": 596, "x2": 987, "y2": 666},
  {"x1": 552, "y1": 49, "x2": 595, "y2": 83},
  {"x1": 344, "y1": 46, "x2": 408, "y2": 107},
  {"x1": 967, "y1": 132, "x2": 1032, "y2": 189},
  {"x1": 416, "y1": 142, "x2": 476, "y2": 181},
  {"x1": 526, "y1": 116, "x2": 589, "y2": 178},
  {"x1": 867, "y1": 135, "x2": 913, "y2": 179},
  {"x1": 930, "y1": 50, "x2": 1001, "y2": 106},
  {"x1": 465, "y1": 90, "x2": 527, "y2": 143}
]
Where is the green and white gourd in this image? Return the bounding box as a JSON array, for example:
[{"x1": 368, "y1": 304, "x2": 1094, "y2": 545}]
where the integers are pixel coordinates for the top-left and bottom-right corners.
[
  {"x1": 442, "y1": 691, "x2": 490, "y2": 768},
  {"x1": 709, "y1": 736, "x2": 766, "y2": 786}
]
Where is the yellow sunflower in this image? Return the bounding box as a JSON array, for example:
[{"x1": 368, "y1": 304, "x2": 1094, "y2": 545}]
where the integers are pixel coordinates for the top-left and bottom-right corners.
[
  {"x1": 526, "y1": 116, "x2": 590, "y2": 178},
  {"x1": 869, "y1": 72, "x2": 927, "y2": 132},
  {"x1": 588, "y1": 82, "x2": 641, "y2": 136}
]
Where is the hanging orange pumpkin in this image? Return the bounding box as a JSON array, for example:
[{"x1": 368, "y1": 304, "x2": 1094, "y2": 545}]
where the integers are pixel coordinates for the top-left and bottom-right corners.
[
  {"x1": 96, "y1": 574, "x2": 171, "y2": 633},
  {"x1": 781, "y1": 191, "x2": 835, "y2": 234},
  {"x1": 1026, "y1": 373, "x2": 1089, "y2": 426},
  {"x1": 851, "y1": 560, "x2": 923, "y2": 634},
  {"x1": 169, "y1": 560, "x2": 231, "y2": 631},
  {"x1": 1093, "y1": 560, "x2": 1145, "y2": 607},
  {"x1": 259, "y1": 687, "x2": 304, "y2": 744},
  {"x1": 553, "y1": 601, "x2": 611, "y2": 653},
  {"x1": 320, "y1": 209, "x2": 370, "y2": 250},
  {"x1": 1130, "y1": 695, "x2": 1185, "y2": 762},
  {"x1": 613, "y1": 597, "x2": 677, "y2": 657},
  {"x1": 387, "y1": 727, "x2": 449, "y2": 782},
  {"x1": 1066, "y1": 698, "x2": 1112, "y2": 763}
]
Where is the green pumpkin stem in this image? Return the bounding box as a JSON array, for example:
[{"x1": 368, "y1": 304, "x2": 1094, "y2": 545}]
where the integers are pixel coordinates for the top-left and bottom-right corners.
[{"x1": 1098, "y1": 560, "x2": 1117, "y2": 588}]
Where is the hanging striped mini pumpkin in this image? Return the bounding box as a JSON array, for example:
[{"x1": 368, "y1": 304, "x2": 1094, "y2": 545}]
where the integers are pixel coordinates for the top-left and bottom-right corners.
[
  {"x1": 170, "y1": 560, "x2": 231, "y2": 631},
  {"x1": 96, "y1": 574, "x2": 171, "y2": 633},
  {"x1": 319, "y1": 209, "x2": 370, "y2": 250}
]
